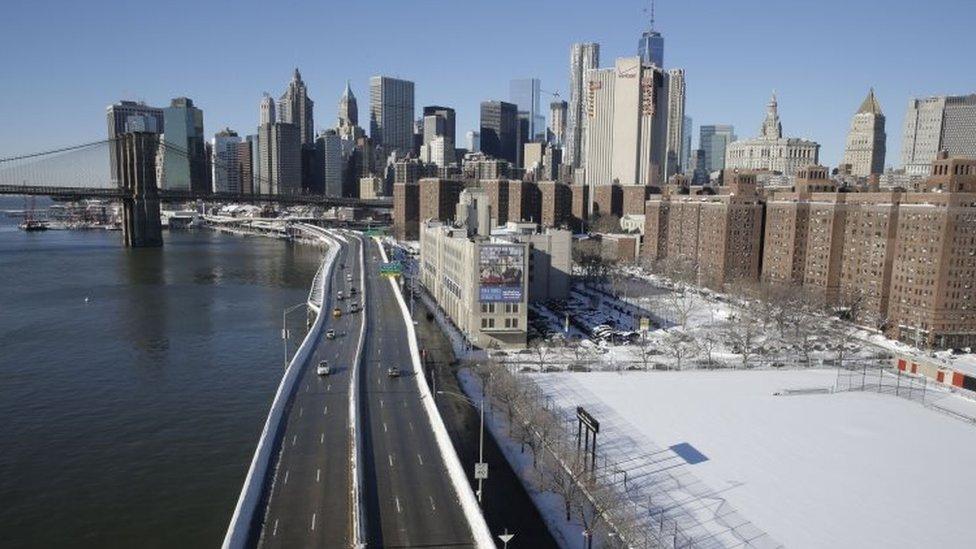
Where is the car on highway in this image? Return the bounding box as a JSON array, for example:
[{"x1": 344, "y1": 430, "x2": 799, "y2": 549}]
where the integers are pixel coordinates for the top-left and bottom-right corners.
[
  {"x1": 387, "y1": 366, "x2": 401, "y2": 377},
  {"x1": 326, "y1": 328, "x2": 336, "y2": 339},
  {"x1": 316, "y1": 360, "x2": 331, "y2": 376},
  {"x1": 332, "y1": 307, "x2": 342, "y2": 318},
  {"x1": 337, "y1": 290, "x2": 344, "y2": 300},
  {"x1": 349, "y1": 302, "x2": 360, "y2": 313},
  {"x1": 346, "y1": 274, "x2": 353, "y2": 282},
  {"x1": 349, "y1": 286, "x2": 357, "y2": 295}
]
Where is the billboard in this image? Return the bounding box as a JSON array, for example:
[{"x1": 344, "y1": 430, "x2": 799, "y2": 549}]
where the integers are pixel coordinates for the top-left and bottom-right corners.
[{"x1": 478, "y1": 245, "x2": 524, "y2": 302}]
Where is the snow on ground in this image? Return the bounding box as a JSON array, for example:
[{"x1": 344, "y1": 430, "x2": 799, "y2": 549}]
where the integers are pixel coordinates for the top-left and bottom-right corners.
[{"x1": 534, "y1": 369, "x2": 976, "y2": 549}]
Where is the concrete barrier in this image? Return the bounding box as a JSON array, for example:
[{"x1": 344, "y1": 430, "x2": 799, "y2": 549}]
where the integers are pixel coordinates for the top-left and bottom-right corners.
[
  {"x1": 374, "y1": 237, "x2": 495, "y2": 549},
  {"x1": 222, "y1": 227, "x2": 338, "y2": 549},
  {"x1": 344, "y1": 231, "x2": 368, "y2": 548}
]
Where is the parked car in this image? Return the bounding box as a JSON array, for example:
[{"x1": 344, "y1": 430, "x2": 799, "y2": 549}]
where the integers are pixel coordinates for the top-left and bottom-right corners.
[
  {"x1": 326, "y1": 329, "x2": 336, "y2": 339},
  {"x1": 316, "y1": 361, "x2": 331, "y2": 376}
]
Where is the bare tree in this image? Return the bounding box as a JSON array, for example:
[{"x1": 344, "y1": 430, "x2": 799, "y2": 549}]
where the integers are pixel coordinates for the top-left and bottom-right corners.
[
  {"x1": 697, "y1": 332, "x2": 719, "y2": 369},
  {"x1": 662, "y1": 289, "x2": 700, "y2": 327},
  {"x1": 662, "y1": 330, "x2": 699, "y2": 370},
  {"x1": 724, "y1": 311, "x2": 760, "y2": 369},
  {"x1": 634, "y1": 330, "x2": 658, "y2": 371},
  {"x1": 530, "y1": 337, "x2": 554, "y2": 372}
]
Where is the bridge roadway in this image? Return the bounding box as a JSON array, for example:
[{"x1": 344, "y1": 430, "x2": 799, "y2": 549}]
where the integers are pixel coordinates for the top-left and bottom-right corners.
[
  {"x1": 258, "y1": 234, "x2": 363, "y2": 548},
  {"x1": 359, "y1": 238, "x2": 474, "y2": 547}
]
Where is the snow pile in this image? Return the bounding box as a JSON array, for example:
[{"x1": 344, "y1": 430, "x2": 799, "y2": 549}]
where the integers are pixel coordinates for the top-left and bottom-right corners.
[{"x1": 533, "y1": 369, "x2": 976, "y2": 549}]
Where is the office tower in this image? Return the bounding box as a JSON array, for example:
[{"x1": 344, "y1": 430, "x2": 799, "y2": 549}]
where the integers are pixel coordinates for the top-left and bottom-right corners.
[
  {"x1": 725, "y1": 93, "x2": 820, "y2": 176},
  {"x1": 510, "y1": 78, "x2": 545, "y2": 141},
  {"x1": 422, "y1": 105, "x2": 456, "y2": 145},
  {"x1": 549, "y1": 100, "x2": 567, "y2": 146},
  {"x1": 611, "y1": 57, "x2": 668, "y2": 186},
  {"x1": 239, "y1": 137, "x2": 255, "y2": 194},
  {"x1": 638, "y1": 0, "x2": 664, "y2": 67},
  {"x1": 583, "y1": 68, "x2": 615, "y2": 190},
  {"x1": 158, "y1": 97, "x2": 206, "y2": 192},
  {"x1": 277, "y1": 68, "x2": 314, "y2": 145},
  {"x1": 270, "y1": 123, "x2": 301, "y2": 195},
  {"x1": 106, "y1": 100, "x2": 164, "y2": 186},
  {"x1": 689, "y1": 149, "x2": 708, "y2": 184},
  {"x1": 566, "y1": 42, "x2": 600, "y2": 169},
  {"x1": 316, "y1": 129, "x2": 343, "y2": 196},
  {"x1": 249, "y1": 134, "x2": 262, "y2": 193},
  {"x1": 421, "y1": 106, "x2": 456, "y2": 166},
  {"x1": 369, "y1": 76, "x2": 415, "y2": 155},
  {"x1": 901, "y1": 94, "x2": 976, "y2": 175},
  {"x1": 259, "y1": 93, "x2": 276, "y2": 125},
  {"x1": 211, "y1": 128, "x2": 242, "y2": 193},
  {"x1": 257, "y1": 95, "x2": 275, "y2": 195},
  {"x1": 664, "y1": 68, "x2": 686, "y2": 177},
  {"x1": 480, "y1": 101, "x2": 518, "y2": 164},
  {"x1": 517, "y1": 112, "x2": 531, "y2": 168},
  {"x1": 842, "y1": 89, "x2": 887, "y2": 176},
  {"x1": 699, "y1": 124, "x2": 736, "y2": 173},
  {"x1": 682, "y1": 115, "x2": 692, "y2": 174},
  {"x1": 338, "y1": 80, "x2": 358, "y2": 128},
  {"x1": 467, "y1": 130, "x2": 481, "y2": 153}
]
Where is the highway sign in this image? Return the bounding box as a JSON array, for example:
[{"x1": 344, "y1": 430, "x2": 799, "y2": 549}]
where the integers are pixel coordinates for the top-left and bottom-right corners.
[
  {"x1": 639, "y1": 316, "x2": 650, "y2": 332},
  {"x1": 379, "y1": 261, "x2": 402, "y2": 277},
  {"x1": 474, "y1": 462, "x2": 488, "y2": 479}
]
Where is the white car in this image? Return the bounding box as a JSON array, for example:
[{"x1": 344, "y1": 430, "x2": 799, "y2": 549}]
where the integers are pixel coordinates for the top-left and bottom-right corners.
[
  {"x1": 325, "y1": 329, "x2": 336, "y2": 339},
  {"x1": 317, "y1": 361, "x2": 331, "y2": 376},
  {"x1": 337, "y1": 291, "x2": 344, "y2": 300}
]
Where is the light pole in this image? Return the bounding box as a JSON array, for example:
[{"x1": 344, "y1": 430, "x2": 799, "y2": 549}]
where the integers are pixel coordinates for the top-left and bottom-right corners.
[
  {"x1": 282, "y1": 302, "x2": 307, "y2": 368},
  {"x1": 436, "y1": 389, "x2": 486, "y2": 504}
]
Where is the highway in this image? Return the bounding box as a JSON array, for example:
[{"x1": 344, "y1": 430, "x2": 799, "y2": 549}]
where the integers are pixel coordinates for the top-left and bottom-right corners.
[
  {"x1": 258, "y1": 234, "x2": 364, "y2": 548},
  {"x1": 359, "y1": 237, "x2": 475, "y2": 548}
]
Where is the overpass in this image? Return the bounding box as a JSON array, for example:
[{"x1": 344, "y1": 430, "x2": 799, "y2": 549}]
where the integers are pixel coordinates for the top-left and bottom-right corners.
[{"x1": 0, "y1": 134, "x2": 391, "y2": 246}]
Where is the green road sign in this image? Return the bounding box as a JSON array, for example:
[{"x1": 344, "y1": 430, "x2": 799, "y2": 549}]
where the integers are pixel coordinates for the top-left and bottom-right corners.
[{"x1": 379, "y1": 261, "x2": 403, "y2": 277}]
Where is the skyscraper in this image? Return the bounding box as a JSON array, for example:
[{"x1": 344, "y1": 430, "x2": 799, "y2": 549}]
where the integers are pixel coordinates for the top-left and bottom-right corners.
[
  {"x1": 158, "y1": 97, "x2": 206, "y2": 192},
  {"x1": 566, "y1": 42, "x2": 600, "y2": 169},
  {"x1": 637, "y1": 0, "x2": 664, "y2": 67},
  {"x1": 480, "y1": 101, "x2": 518, "y2": 164},
  {"x1": 259, "y1": 93, "x2": 276, "y2": 125},
  {"x1": 277, "y1": 68, "x2": 314, "y2": 145},
  {"x1": 211, "y1": 128, "x2": 242, "y2": 193},
  {"x1": 664, "y1": 68, "x2": 686, "y2": 177},
  {"x1": 583, "y1": 68, "x2": 616, "y2": 190},
  {"x1": 681, "y1": 115, "x2": 692, "y2": 174},
  {"x1": 699, "y1": 124, "x2": 736, "y2": 173},
  {"x1": 338, "y1": 80, "x2": 358, "y2": 128},
  {"x1": 421, "y1": 106, "x2": 456, "y2": 166},
  {"x1": 842, "y1": 89, "x2": 886, "y2": 176},
  {"x1": 901, "y1": 94, "x2": 976, "y2": 175},
  {"x1": 316, "y1": 129, "x2": 343, "y2": 197},
  {"x1": 611, "y1": 57, "x2": 668, "y2": 186},
  {"x1": 466, "y1": 130, "x2": 480, "y2": 153},
  {"x1": 510, "y1": 78, "x2": 545, "y2": 141},
  {"x1": 369, "y1": 76, "x2": 415, "y2": 156},
  {"x1": 549, "y1": 100, "x2": 567, "y2": 146},
  {"x1": 257, "y1": 94, "x2": 276, "y2": 195},
  {"x1": 270, "y1": 123, "x2": 301, "y2": 195}
]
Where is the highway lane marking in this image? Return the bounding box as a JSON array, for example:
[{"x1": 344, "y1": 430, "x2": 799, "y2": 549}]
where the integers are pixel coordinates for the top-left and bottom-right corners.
[
  {"x1": 311, "y1": 512, "x2": 316, "y2": 531},
  {"x1": 272, "y1": 518, "x2": 279, "y2": 536},
  {"x1": 402, "y1": 400, "x2": 407, "y2": 408},
  {"x1": 417, "y1": 453, "x2": 424, "y2": 466},
  {"x1": 299, "y1": 406, "x2": 304, "y2": 417},
  {"x1": 380, "y1": 399, "x2": 384, "y2": 408},
  {"x1": 327, "y1": 383, "x2": 331, "y2": 391},
  {"x1": 395, "y1": 495, "x2": 401, "y2": 514},
  {"x1": 316, "y1": 468, "x2": 320, "y2": 482},
  {"x1": 409, "y1": 421, "x2": 414, "y2": 432},
  {"x1": 320, "y1": 433, "x2": 324, "y2": 444},
  {"x1": 323, "y1": 405, "x2": 328, "y2": 415},
  {"x1": 306, "y1": 383, "x2": 310, "y2": 392},
  {"x1": 383, "y1": 422, "x2": 388, "y2": 433},
  {"x1": 284, "y1": 470, "x2": 289, "y2": 485},
  {"x1": 388, "y1": 454, "x2": 394, "y2": 467},
  {"x1": 292, "y1": 435, "x2": 297, "y2": 446},
  {"x1": 429, "y1": 495, "x2": 436, "y2": 511}
]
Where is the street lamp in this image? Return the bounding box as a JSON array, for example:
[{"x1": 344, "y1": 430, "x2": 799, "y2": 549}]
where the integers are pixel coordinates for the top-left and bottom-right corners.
[
  {"x1": 282, "y1": 302, "x2": 307, "y2": 368},
  {"x1": 436, "y1": 389, "x2": 487, "y2": 504}
]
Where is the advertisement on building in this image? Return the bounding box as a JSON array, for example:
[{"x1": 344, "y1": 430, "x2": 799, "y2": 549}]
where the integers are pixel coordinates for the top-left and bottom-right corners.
[{"x1": 478, "y1": 244, "x2": 524, "y2": 302}]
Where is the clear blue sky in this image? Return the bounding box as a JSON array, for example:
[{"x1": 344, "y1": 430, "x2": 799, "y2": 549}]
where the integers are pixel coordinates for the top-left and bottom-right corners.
[{"x1": 1, "y1": 0, "x2": 974, "y2": 168}]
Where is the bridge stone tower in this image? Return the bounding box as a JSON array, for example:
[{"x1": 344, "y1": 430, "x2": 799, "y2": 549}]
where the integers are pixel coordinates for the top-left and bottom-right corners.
[{"x1": 119, "y1": 132, "x2": 163, "y2": 247}]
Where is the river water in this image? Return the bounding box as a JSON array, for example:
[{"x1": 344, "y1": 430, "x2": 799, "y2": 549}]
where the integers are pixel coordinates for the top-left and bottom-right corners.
[{"x1": 0, "y1": 202, "x2": 322, "y2": 548}]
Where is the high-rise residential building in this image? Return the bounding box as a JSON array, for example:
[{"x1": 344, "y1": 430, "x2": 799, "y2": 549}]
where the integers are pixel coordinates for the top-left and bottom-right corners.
[
  {"x1": 725, "y1": 94, "x2": 820, "y2": 176},
  {"x1": 158, "y1": 97, "x2": 206, "y2": 192},
  {"x1": 338, "y1": 80, "x2": 358, "y2": 128},
  {"x1": 842, "y1": 88, "x2": 887, "y2": 177},
  {"x1": 466, "y1": 130, "x2": 480, "y2": 153},
  {"x1": 549, "y1": 100, "x2": 567, "y2": 146},
  {"x1": 699, "y1": 124, "x2": 736, "y2": 173},
  {"x1": 901, "y1": 94, "x2": 976, "y2": 175},
  {"x1": 211, "y1": 128, "x2": 242, "y2": 193},
  {"x1": 106, "y1": 100, "x2": 164, "y2": 186},
  {"x1": 637, "y1": 1, "x2": 664, "y2": 67},
  {"x1": 369, "y1": 76, "x2": 415, "y2": 155},
  {"x1": 566, "y1": 42, "x2": 600, "y2": 169},
  {"x1": 277, "y1": 68, "x2": 314, "y2": 146},
  {"x1": 611, "y1": 57, "x2": 669, "y2": 186},
  {"x1": 583, "y1": 67, "x2": 616, "y2": 192},
  {"x1": 480, "y1": 101, "x2": 518, "y2": 164},
  {"x1": 510, "y1": 78, "x2": 545, "y2": 141},
  {"x1": 665, "y1": 68, "x2": 686, "y2": 177}
]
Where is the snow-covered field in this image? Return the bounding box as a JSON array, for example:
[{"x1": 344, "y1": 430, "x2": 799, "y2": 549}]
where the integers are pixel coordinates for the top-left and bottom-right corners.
[{"x1": 534, "y1": 369, "x2": 976, "y2": 549}]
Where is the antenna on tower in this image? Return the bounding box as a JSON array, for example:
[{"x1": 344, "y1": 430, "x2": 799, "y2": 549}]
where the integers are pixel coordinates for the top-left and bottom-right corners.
[{"x1": 648, "y1": 0, "x2": 656, "y2": 30}]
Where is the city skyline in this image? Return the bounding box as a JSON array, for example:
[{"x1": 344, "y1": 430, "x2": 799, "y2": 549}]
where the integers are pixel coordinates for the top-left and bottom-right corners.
[{"x1": 0, "y1": 0, "x2": 974, "y2": 170}]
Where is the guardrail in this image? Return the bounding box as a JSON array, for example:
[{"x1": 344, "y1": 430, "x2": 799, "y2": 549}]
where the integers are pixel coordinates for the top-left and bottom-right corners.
[
  {"x1": 222, "y1": 226, "x2": 338, "y2": 549},
  {"x1": 347, "y1": 230, "x2": 368, "y2": 548}
]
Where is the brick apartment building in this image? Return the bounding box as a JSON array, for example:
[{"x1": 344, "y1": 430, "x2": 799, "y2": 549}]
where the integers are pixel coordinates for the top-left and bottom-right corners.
[
  {"x1": 538, "y1": 181, "x2": 574, "y2": 229},
  {"x1": 393, "y1": 181, "x2": 420, "y2": 240}
]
